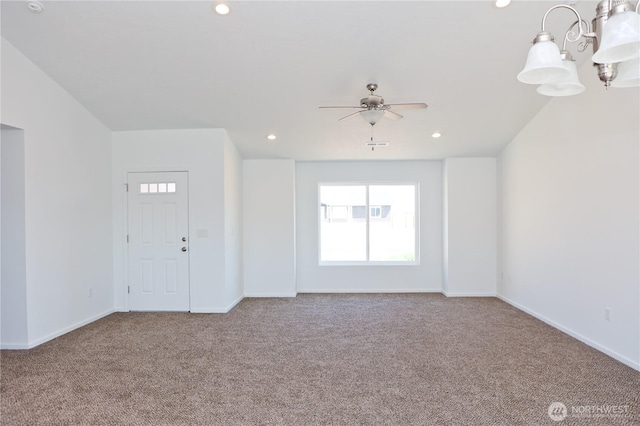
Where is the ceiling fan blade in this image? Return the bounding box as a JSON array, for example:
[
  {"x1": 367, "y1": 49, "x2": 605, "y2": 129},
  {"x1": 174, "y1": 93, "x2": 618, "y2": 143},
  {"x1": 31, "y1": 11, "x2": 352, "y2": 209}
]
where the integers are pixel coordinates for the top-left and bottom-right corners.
[
  {"x1": 386, "y1": 102, "x2": 428, "y2": 110},
  {"x1": 318, "y1": 106, "x2": 363, "y2": 109},
  {"x1": 338, "y1": 110, "x2": 363, "y2": 122},
  {"x1": 384, "y1": 110, "x2": 403, "y2": 120}
]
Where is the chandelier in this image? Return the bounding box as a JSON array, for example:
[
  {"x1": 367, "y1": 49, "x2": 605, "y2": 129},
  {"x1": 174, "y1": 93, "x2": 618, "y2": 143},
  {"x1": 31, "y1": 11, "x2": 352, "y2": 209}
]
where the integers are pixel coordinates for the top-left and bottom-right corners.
[{"x1": 517, "y1": 0, "x2": 640, "y2": 96}]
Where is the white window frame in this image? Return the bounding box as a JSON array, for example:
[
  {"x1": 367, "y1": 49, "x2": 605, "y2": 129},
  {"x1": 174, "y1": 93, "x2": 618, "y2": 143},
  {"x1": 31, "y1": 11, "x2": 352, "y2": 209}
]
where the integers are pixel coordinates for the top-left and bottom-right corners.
[
  {"x1": 139, "y1": 182, "x2": 177, "y2": 194},
  {"x1": 318, "y1": 182, "x2": 419, "y2": 266}
]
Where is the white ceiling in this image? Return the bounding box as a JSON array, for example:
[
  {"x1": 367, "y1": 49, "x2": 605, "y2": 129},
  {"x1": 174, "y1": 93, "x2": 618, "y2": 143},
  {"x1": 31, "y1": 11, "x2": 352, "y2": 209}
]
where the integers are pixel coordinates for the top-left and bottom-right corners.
[{"x1": 1, "y1": 0, "x2": 599, "y2": 160}]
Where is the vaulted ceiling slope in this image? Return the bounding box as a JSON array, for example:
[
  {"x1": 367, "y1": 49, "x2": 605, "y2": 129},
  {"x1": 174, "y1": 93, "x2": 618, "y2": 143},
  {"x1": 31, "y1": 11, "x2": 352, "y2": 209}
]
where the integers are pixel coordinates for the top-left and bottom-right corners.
[{"x1": 1, "y1": 1, "x2": 599, "y2": 160}]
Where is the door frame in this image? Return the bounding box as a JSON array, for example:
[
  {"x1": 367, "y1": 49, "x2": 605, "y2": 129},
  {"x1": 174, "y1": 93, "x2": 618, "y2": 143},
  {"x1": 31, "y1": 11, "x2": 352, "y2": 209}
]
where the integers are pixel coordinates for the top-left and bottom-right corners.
[{"x1": 120, "y1": 169, "x2": 190, "y2": 312}]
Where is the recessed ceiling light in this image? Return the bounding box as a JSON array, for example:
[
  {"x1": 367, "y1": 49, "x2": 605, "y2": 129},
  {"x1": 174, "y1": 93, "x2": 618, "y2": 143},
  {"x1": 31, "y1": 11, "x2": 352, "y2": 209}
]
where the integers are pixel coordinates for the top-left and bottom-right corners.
[
  {"x1": 27, "y1": 1, "x2": 44, "y2": 13},
  {"x1": 214, "y1": 3, "x2": 230, "y2": 15},
  {"x1": 432, "y1": 132, "x2": 442, "y2": 138},
  {"x1": 495, "y1": 0, "x2": 511, "y2": 8},
  {"x1": 266, "y1": 134, "x2": 277, "y2": 141}
]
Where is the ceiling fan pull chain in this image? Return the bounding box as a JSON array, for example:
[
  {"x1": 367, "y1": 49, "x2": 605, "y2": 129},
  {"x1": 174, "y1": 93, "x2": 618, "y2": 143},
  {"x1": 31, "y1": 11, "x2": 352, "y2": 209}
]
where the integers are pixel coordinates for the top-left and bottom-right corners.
[
  {"x1": 370, "y1": 125, "x2": 375, "y2": 151},
  {"x1": 371, "y1": 123, "x2": 376, "y2": 152}
]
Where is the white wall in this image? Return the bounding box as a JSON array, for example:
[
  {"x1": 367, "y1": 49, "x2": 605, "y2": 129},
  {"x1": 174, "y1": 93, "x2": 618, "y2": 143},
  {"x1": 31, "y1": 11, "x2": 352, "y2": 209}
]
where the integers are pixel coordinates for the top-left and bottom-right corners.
[
  {"x1": 223, "y1": 138, "x2": 243, "y2": 307},
  {"x1": 243, "y1": 159, "x2": 296, "y2": 297},
  {"x1": 499, "y1": 62, "x2": 640, "y2": 370},
  {"x1": 1, "y1": 126, "x2": 28, "y2": 346},
  {"x1": 296, "y1": 161, "x2": 442, "y2": 292},
  {"x1": 1, "y1": 38, "x2": 113, "y2": 348},
  {"x1": 112, "y1": 128, "x2": 241, "y2": 313},
  {"x1": 443, "y1": 158, "x2": 497, "y2": 296}
]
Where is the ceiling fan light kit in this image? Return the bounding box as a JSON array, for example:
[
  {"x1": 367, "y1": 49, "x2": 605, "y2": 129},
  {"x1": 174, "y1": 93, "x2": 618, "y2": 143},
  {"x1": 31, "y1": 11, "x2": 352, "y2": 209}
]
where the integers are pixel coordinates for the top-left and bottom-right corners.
[
  {"x1": 517, "y1": 0, "x2": 640, "y2": 96},
  {"x1": 360, "y1": 109, "x2": 386, "y2": 126}
]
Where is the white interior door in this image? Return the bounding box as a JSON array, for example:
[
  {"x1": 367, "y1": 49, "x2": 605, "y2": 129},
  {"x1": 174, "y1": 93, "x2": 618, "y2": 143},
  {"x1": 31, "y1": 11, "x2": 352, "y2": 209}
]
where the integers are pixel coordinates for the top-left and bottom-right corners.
[{"x1": 127, "y1": 172, "x2": 189, "y2": 311}]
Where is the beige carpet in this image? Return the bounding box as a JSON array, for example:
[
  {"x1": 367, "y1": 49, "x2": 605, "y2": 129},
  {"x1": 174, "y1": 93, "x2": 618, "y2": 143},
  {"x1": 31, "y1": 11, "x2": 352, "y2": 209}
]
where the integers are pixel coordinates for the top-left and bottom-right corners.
[{"x1": 1, "y1": 294, "x2": 638, "y2": 425}]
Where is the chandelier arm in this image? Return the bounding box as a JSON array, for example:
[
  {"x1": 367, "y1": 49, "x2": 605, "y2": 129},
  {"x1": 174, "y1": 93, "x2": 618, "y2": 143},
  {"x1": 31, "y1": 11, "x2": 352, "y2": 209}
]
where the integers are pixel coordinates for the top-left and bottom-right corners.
[
  {"x1": 541, "y1": 4, "x2": 587, "y2": 42},
  {"x1": 562, "y1": 19, "x2": 593, "y2": 51}
]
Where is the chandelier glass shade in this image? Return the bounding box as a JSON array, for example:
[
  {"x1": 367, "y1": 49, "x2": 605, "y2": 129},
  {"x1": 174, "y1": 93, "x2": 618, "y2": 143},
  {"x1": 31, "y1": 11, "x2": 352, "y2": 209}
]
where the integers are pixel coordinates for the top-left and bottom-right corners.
[
  {"x1": 592, "y1": 9, "x2": 640, "y2": 64},
  {"x1": 537, "y1": 55, "x2": 586, "y2": 96},
  {"x1": 611, "y1": 57, "x2": 640, "y2": 87},
  {"x1": 517, "y1": 36, "x2": 570, "y2": 84}
]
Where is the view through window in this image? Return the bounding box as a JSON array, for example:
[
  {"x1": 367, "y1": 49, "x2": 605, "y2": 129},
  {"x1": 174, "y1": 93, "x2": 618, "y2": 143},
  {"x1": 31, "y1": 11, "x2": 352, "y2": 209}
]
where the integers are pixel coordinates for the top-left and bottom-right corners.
[{"x1": 319, "y1": 184, "x2": 417, "y2": 264}]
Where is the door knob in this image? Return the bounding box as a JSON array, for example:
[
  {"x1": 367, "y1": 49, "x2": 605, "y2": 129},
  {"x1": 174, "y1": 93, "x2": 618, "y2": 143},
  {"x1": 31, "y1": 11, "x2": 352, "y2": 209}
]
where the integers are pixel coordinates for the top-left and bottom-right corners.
[
  {"x1": 182, "y1": 237, "x2": 187, "y2": 242},
  {"x1": 181, "y1": 247, "x2": 187, "y2": 252}
]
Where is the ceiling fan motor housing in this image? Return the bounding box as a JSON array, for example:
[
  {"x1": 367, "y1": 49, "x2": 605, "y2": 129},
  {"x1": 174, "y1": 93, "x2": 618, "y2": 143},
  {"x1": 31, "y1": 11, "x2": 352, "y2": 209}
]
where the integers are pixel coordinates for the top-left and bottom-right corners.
[{"x1": 361, "y1": 95, "x2": 385, "y2": 109}]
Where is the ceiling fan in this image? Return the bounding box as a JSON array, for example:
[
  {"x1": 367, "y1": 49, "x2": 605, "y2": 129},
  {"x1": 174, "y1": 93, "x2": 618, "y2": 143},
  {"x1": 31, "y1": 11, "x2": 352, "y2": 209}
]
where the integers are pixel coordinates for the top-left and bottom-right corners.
[{"x1": 319, "y1": 83, "x2": 428, "y2": 125}]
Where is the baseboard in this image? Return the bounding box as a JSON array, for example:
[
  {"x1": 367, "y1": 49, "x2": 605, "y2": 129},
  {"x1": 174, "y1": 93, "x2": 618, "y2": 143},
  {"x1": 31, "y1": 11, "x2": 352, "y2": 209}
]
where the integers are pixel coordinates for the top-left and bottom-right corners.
[
  {"x1": 497, "y1": 294, "x2": 640, "y2": 372},
  {"x1": 0, "y1": 342, "x2": 30, "y2": 350},
  {"x1": 23, "y1": 308, "x2": 116, "y2": 350},
  {"x1": 297, "y1": 288, "x2": 442, "y2": 294},
  {"x1": 190, "y1": 294, "x2": 244, "y2": 314},
  {"x1": 442, "y1": 291, "x2": 497, "y2": 297},
  {"x1": 225, "y1": 294, "x2": 244, "y2": 311},
  {"x1": 244, "y1": 292, "x2": 297, "y2": 298}
]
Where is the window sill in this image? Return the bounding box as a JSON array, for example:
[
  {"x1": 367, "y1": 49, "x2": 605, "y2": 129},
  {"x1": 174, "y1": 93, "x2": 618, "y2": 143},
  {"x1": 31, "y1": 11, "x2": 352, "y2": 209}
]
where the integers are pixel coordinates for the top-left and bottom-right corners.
[{"x1": 319, "y1": 261, "x2": 420, "y2": 267}]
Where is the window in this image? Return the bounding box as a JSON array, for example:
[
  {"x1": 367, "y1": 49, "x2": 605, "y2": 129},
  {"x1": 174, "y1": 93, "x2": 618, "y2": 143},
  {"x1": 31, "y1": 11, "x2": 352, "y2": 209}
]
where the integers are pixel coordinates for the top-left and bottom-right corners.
[
  {"x1": 319, "y1": 183, "x2": 417, "y2": 264},
  {"x1": 139, "y1": 182, "x2": 176, "y2": 194}
]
